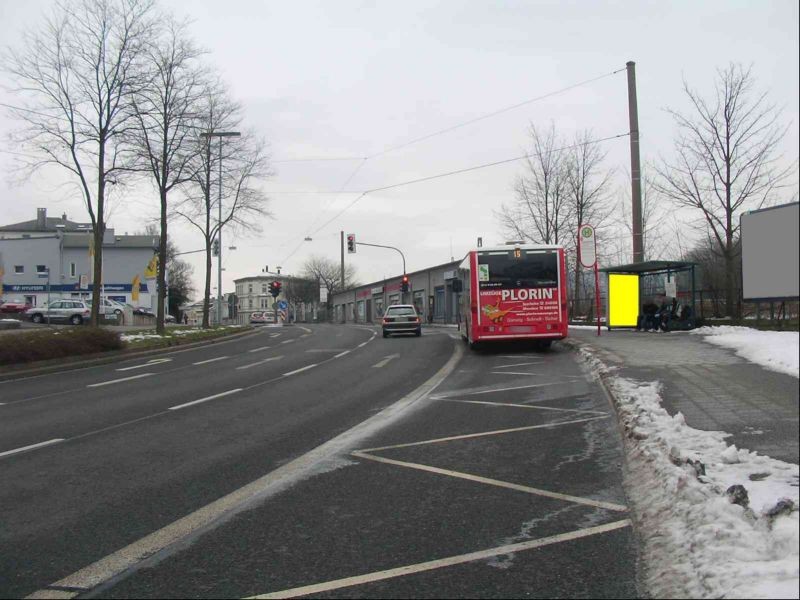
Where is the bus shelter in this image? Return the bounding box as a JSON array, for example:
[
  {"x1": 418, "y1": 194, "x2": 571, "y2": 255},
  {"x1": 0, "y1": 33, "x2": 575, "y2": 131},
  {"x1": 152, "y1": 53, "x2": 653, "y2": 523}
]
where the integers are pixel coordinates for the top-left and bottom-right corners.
[{"x1": 600, "y1": 260, "x2": 697, "y2": 329}]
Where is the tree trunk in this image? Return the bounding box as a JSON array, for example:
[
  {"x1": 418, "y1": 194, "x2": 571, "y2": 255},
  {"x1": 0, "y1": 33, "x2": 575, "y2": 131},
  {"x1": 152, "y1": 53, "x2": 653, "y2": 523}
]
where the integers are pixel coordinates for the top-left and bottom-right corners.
[
  {"x1": 724, "y1": 252, "x2": 736, "y2": 319},
  {"x1": 156, "y1": 188, "x2": 168, "y2": 335},
  {"x1": 202, "y1": 243, "x2": 211, "y2": 328},
  {"x1": 91, "y1": 144, "x2": 105, "y2": 327}
]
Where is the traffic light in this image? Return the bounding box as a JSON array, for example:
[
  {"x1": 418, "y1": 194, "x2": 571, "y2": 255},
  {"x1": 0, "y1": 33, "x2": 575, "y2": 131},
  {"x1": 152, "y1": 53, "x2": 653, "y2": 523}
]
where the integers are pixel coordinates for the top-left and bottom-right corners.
[
  {"x1": 212, "y1": 238, "x2": 220, "y2": 257},
  {"x1": 347, "y1": 233, "x2": 356, "y2": 254},
  {"x1": 401, "y1": 274, "x2": 409, "y2": 293},
  {"x1": 270, "y1": 280, "x2": 282, "y2": 298}
]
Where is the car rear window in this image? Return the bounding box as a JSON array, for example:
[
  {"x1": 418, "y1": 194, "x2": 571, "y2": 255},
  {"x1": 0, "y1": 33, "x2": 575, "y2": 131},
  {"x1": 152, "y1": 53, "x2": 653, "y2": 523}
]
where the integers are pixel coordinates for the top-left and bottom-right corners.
[{"x1": 386, "y1": 307, "x2": 416, "y2": 316}]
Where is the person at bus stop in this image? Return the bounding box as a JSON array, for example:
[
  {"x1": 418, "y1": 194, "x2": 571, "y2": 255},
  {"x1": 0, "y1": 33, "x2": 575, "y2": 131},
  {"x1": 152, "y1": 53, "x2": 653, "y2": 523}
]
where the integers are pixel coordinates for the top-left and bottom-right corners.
[
  {"x1": 637, "y1": 301, "x2": 659, "y2": 331},
  {"x1": 659, "y1": 298, "x2": 679, "y2": 331}
]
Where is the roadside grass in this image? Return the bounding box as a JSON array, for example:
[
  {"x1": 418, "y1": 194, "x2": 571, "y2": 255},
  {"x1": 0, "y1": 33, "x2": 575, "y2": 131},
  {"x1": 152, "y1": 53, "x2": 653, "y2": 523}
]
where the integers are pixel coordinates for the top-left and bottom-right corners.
[
  {"x1": 120, "y1": 325, "x2": 249, "y2": 350},
  {"x1": 0, "y1": 325, "x2": 250, "y2": 366},
  {"x1": 0, "y1": 327, "x2": 122, "y2": 366}
]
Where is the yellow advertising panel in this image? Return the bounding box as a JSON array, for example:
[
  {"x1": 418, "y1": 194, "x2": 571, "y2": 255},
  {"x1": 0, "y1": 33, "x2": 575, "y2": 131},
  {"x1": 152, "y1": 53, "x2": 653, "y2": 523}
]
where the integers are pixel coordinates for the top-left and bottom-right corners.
[
  {"x1": 608, "y1": 273, "x2": 639, "y2": 328},
  {"x1": 132, "y1": 274, "x2": 141, "y2": 302}
]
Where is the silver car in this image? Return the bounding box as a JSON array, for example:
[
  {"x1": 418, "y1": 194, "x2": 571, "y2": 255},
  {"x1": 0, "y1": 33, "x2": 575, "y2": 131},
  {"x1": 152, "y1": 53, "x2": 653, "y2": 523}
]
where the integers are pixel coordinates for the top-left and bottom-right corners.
[
  {"x1": 26, "y1": 300, "x2": 91, "y2": 325},
  {"x1": 381, "y1": 304, "x2": 422, "y2": 338}
]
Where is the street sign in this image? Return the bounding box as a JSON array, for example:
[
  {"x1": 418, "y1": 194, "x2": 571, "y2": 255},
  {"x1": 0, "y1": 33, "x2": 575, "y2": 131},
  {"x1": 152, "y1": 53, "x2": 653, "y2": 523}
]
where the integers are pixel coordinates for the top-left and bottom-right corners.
[
  {"x1": 277, "y1": 300, "x2": 288, "y2": 310},
  {"x1": 579, "y1": 224, "x2": 597, "y2": 268}
]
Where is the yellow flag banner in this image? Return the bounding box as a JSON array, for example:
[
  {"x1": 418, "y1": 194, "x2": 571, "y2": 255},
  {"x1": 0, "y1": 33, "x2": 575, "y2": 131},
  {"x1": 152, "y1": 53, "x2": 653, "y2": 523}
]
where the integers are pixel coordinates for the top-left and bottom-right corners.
[
  {"x1": 144, "y1": 255, "x2": 158, "y2": 278},
  {"x1": 132, "y1": 274, "x2": 141, "y2": 302}
]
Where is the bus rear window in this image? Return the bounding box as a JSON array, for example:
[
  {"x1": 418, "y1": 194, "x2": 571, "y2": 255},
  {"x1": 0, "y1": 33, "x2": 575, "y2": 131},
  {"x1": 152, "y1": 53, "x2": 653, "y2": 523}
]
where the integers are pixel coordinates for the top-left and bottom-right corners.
[{"x1": 478, "y1": 252, "x2": 558, "y2": 289}]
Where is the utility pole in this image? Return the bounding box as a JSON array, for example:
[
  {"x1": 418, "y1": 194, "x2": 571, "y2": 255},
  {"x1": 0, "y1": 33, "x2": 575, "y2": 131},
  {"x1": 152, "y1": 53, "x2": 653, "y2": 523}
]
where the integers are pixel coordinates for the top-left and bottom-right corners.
[
  {"x1": 340, "y1": 230, "x2": 345, "y2": 323},
  {"x1": 627, "y1": 60, "x2": 644, "y2": 264}
]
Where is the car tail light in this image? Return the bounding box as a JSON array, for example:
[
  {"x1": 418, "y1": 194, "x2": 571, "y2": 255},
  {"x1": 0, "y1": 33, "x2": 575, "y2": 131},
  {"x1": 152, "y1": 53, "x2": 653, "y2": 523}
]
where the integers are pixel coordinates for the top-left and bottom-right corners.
[
  {"x1": 382, "y1": 318, "x2": 389, "y2": 324},
  {"x1": 414, "y1": 317, "x2": 421, "y2": 323},
  {"x1": 83, "y1": 311, "x2": 90, "y2": 316}
]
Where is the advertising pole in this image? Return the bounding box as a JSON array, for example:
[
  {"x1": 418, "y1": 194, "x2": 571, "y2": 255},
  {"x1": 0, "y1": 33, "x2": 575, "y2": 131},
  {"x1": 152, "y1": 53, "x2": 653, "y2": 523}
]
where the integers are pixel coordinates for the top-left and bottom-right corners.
[{"x1": 595, "y1": 263, "x2": 601, "y2": 337}]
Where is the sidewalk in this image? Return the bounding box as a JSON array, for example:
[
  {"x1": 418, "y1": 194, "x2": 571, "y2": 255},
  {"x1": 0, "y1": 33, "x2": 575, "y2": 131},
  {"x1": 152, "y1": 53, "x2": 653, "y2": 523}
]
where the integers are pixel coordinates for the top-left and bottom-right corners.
[{"x1": 568, "y1": 327, "x2": 799, "y2": 464}]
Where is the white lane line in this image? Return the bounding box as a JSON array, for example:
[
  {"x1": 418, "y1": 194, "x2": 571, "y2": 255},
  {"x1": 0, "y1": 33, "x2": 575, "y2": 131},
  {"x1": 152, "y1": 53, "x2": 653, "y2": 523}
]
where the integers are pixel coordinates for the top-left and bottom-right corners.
[
  {"x1": 334, "y1": 350, "x2": 351, "y2": 359},
  {"x1": 494, "y1": 361, "x2": 543, "y2": 369},
  {"x1": 237, "y1": 356, "x2": 283, "y2": 370},
  {"x1": 359, "y1": 416, "x2": 608, "y2": 452},
  {"x1": 280, "y1": 339, "x2": 295, "y2": 345},
  {"x1": 248, "y1": 346, "x2": 271, "y2": 353},
  {"x1": 429, "y1": 382, "x2": 560, "y2": 400},
  {"x1": 192, "y1": 356, "x2": 229, "y2": 365},
  {"x1": 26, "y1": 342, "x2": 463, "y2": 600},
  {"x1": 87, "y1": 373, "x2": 154, "y2": 388},
  {"x1": 270, "y1": 333, "x2": 283, "y2": 338},
  {"x1": 357, "y1": 342, "x2": 368, "y2": 348},
  {"x1": 436, "y1": 398, "x2": 608, "y2": 416},
  {"x1": 353, "y1": 451, "x2": 628, "y2": 512},
  {"x1": 116, "y1": 358, "x2": 172, "y2": 371},
  {"x1": 248, "y1": 520, "x2": 631, "y2": 599},
  {"x1": 299, "y1": 326, "x2": 312, "y2": 333},
  {"x1": 0, "y1": 438, "x2": 65, "y2": 459},
  {"x1": 283, "y1": 364, "x2": 318, "y2": 377},
  {"x1": 305, "y1": 349, "x2": 348, "y2": 353},
  {"x1": 490, "y1": 371, "x2": 539, "y2": 376},
  {"x1": 168, "y1": 388, "x2": 242, "y2": 411},
  {"x1": 372, "y1": 354, "x2": 400, "y2": 368}
]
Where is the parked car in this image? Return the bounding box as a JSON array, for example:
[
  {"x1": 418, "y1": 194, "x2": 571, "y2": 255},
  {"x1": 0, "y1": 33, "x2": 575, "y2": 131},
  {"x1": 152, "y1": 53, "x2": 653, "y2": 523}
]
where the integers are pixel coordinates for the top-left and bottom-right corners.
[
  {"x1": 133, "y1": 307, "x2": 155, "y2": 317},
  {"x1": 25, "y1": 299, "x2": 91, "y2": 325},
  {"x1": 250, "y1": 311, "x2": 276, "y2": 325},
  {"x1": 87, "y1": 298, "x2": 126, "y2": 316},
  {"x1": 165, "y1": 314, "x2": 177, "y2": 323},
  {"x1": 0, "y1": 298, "x2": 32, "y2": 313},
  {"x1": 382, "y1": 304, "x2": 422, "y2": 338}
]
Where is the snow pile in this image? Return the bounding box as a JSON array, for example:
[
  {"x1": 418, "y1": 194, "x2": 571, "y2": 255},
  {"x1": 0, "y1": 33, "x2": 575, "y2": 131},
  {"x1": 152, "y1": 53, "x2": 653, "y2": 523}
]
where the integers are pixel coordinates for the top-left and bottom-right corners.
[
  {"x1": 578, "y1": 346, "x2": 799, "y2": 599},
  {"x1": 691, "y1": 326, "x2": 799, "y2": 378},
  {"x1": 119, "y1": 333, "x2": 165, "y2": 342}
]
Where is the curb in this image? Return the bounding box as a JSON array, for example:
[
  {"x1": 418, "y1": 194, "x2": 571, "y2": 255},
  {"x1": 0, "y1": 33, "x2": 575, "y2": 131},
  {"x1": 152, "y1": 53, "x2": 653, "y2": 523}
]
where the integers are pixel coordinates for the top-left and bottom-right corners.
[{"x1": 0, "y1": 327, "x2": 258, "y2": 382}]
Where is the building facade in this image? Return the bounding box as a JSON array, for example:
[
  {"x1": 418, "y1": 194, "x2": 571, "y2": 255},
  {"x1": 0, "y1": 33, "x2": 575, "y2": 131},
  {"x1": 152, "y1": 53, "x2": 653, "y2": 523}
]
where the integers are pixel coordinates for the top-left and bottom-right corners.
[
  {"x1": 0, "y1": 208, "x2": 159, "y2": 308},
  {"x1": 331, "y1": 259, "x2": 462, "y2": 325}
]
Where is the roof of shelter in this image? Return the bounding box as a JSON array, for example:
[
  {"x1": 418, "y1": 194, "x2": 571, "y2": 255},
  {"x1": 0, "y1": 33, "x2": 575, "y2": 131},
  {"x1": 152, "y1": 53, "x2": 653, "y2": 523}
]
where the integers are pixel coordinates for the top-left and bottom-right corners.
[{"x1": 600, "y1": 260, "x2": 697, "y2": 274}]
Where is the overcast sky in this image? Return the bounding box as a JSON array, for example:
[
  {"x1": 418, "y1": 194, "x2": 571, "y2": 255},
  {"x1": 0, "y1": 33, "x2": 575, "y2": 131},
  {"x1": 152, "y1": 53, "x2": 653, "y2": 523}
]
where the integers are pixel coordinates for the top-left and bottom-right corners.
[{"x1": 1, "y1": 0, "x2": 798, "y2": 296}]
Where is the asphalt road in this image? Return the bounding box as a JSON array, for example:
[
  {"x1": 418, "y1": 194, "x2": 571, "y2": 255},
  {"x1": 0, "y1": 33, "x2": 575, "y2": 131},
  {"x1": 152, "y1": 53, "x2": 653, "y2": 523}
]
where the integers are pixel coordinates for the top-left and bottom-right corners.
[{"x1": 0, "y1": 325, "x2": 639, "y2": 598}]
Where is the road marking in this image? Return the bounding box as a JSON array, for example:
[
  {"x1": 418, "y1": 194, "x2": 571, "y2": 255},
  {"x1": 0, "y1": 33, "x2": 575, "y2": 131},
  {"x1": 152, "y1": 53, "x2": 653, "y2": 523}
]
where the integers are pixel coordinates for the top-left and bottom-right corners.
[
  {"x1": 168, "y1": 388, "x2": 242, "y2": 411},
  {"x1": 248, "y1": 346, "x2": 271, "y2": 353},
  {"x1": 360, "y1": 416, "x2": 608, "y2": 452},
  {"x1": 352, "y1": 451, "x2": 627, "y2": 512},
  {"x1": 490, "y1": 371, "x2": 539, "y2": 376},
  {"x1": 334, "y1": 350, "x2": 350, "y2": 358},
  {"x1": 299, "y1": 326, "x2": 312, "y2": 333},
  {"x1": 192, "y1": 356, "x2": 229, "y2": 365},
  {"x1": 248, "y1": 520, "x2": 631, "y2": 599},
  {"x1": 87, "y1": 373, "x2": 154, "y2": 388},
  {"x1": 305, "y1": 349, "x2": 347, "y2": 353},
  {"x1": 283, "y1": 364, "x2": 318, "y2": 377},
  {"x1": 270, "y1": 333, "x2": 282, "y2": 338},
  {"x1": 357, "y1": 341, "x2": 368, "y2": 348},
  {"x1": 27, "y1": 341, "x2": 463, "y2": 600},
  {"x1": 0, "y1": 438, "x2": 65, "y2": 459},
  {"x1": 116, "y1": 358, "x2": 172, "y2": 371},
  {"x1": 237, "y1": 356, "x2": 283, "y2": 370},
  {"x1": 280, "y1": 339, "x2": 295, "y2": 345},
  {"x1": 430, "y1": 382, "x2": 560, "y2": 400},
  {"x1": 435, "y1": 398, "x2": 607, "y2": 416},
  {"x1": 495, "y1": 361, "x2": 543, "y2": 368},
  {"x1": 372, "y1": 354, "x2": 400, "y2": 368}
]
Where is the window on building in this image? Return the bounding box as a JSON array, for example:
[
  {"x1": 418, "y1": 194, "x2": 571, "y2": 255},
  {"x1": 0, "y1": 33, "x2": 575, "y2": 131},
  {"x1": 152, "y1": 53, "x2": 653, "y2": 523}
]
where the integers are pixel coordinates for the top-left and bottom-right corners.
[
  {"x1": 262, "y1": 284, "x2": 267, "y2": 294},
  {"x1": 14, "y1": 265, "x2": 24, "y2": 274},
  {"x1": 70, "y1": 263, "x2": 76, "y2": 277},
  {"x1": 36, "y1": 265, "x2": 47, "y2": 274},
  {"x1": 248, "y1": 284, "x2": 253, "y2": 294},
  {"x1": 248, "y1": 298, "x2": 253, "y2": 309}
]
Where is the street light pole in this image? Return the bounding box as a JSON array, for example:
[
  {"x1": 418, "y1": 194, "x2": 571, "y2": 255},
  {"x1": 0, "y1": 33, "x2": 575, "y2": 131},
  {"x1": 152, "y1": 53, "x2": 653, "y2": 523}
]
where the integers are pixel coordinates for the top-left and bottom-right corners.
[{"x1": 201, "y1": 131, "x2": 241, "y2": 326}]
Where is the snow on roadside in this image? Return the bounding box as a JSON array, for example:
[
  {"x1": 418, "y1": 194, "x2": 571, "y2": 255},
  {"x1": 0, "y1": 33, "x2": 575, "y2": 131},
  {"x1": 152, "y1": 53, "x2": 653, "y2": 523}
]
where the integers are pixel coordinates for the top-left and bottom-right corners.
[
  {"x1": 691, "y1": 326, "x2": 799, "y2": 378},
  {"x1": 577, "y1": 346, "x2": 799, "y2": 599}
]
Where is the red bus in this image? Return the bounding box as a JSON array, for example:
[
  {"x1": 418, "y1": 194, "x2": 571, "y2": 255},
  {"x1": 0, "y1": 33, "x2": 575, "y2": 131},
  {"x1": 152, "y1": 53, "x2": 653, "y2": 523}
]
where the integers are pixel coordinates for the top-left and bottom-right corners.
[{"x1": 458, "y1": 244, "x2": 568, "y2": 349}]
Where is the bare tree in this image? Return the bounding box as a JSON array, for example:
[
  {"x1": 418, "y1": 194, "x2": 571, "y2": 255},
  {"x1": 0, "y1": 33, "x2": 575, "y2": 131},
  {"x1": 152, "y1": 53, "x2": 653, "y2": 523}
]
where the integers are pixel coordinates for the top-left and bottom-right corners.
[
  {"x1": 282, "y1": 276, "x2": 319, "y2": 322},
  {"x1": 3, "y1": 0, "x2": 156, "y2": 325},
  {"x1": 497, "y1": 123, "x2": 571, "y2": 246},
  {"x1": 565, "y1": 130, "x2": 614, "y2": 315},
  {"x1": 301, "y1": 255, "x2": 358, "y2": 315},
  {"x1": 131, "y1": 15, "x2": 205, "y2": 333},
  {"x1": 655, "y1": 64, "x2": 796, "y2": 317},
  {"x1": 175, "y1": 86, "x2": 272, "y2": 327}
]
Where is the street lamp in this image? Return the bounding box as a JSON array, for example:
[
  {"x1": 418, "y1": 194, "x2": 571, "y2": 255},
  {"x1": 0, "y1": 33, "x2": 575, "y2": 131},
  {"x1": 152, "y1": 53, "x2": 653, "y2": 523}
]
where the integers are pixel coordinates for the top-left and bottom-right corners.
[{"x1": 200, "y1": 130, "x2": 241, "y2": 325}]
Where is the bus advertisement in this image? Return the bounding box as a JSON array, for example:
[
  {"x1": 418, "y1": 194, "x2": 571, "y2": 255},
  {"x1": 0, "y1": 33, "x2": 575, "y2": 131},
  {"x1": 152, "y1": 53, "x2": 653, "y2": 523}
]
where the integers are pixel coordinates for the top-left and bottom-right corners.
[{"x1": 458, "y1": 244, "x2": 568, "y2": 348}]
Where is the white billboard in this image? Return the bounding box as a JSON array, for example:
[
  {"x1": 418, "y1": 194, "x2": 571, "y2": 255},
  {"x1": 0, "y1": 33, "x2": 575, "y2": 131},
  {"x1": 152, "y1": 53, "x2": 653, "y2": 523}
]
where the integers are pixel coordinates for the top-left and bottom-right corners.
[{"x1": 741, "y1": 202, "x2": 799, "y2": 301}]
